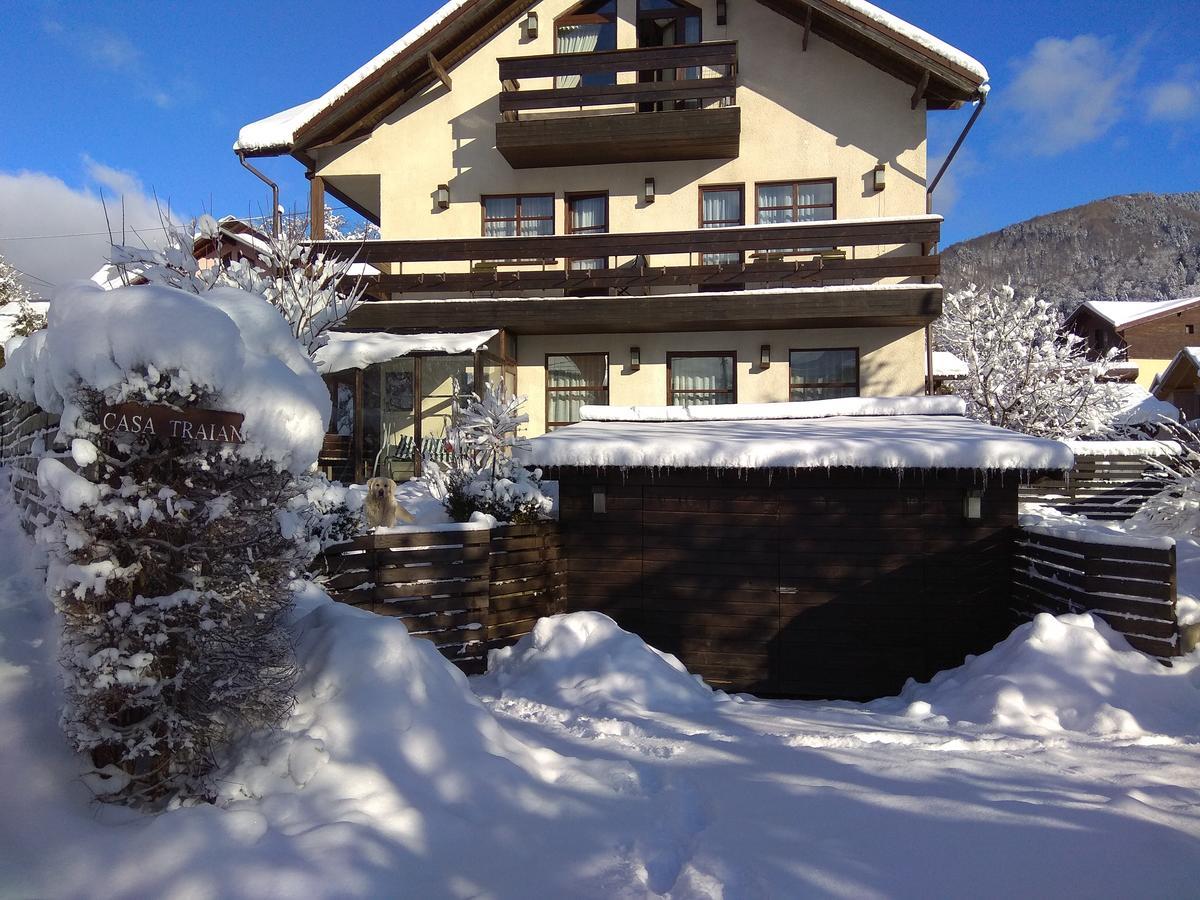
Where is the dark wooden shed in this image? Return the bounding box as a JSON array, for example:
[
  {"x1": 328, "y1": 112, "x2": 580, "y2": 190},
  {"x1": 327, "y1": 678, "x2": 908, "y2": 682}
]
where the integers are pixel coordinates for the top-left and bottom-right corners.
[{"x1": 525, "y1": 401, "x2": 1071, "y2": 700}]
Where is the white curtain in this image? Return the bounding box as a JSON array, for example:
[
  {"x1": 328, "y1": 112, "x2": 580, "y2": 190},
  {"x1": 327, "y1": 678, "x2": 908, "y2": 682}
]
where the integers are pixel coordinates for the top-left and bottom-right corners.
[
  {"x1": 556, "y1": 24, "x2": 602, "y2": 89},
  {"x1": 672, "y1": 356, "x2": 733, "y2": 406},
  {"x1": 797, "y1": 182, "x2": 834, "y2": 221},
  {"x1": 569, "y1": 196, "x2": 606, "y2": 271},
  {"x1": 548, "y1": 354, "x2": 607, "y2": 425},
  {"x1": 702, "y1": 190, "x2": 741, "y2": 266}
]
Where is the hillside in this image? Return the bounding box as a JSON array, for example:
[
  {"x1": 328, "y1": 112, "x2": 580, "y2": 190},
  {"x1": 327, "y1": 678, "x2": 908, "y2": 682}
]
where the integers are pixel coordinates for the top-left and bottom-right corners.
[{"x1": 941, "y1": 192, "x2": 1200, "y2": 310}]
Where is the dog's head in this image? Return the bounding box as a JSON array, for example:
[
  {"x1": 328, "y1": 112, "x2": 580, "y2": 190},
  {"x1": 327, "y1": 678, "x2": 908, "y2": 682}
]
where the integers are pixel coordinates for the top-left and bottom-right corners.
[{"x1": 366, "y1": 477, "x2": 397, "y2": 504}]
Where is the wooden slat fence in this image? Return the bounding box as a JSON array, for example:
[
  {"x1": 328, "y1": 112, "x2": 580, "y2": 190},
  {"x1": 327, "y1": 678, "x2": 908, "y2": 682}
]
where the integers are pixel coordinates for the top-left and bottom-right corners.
[
  {"x1": 1020, "y1": 445, "x2": 1177, "y2": 521},
  {"x1": 0, "y1": 398, "x2": 68, "y2": 534},
  {"x1": 314, "y1": 522, "x2": 565, "y2": 673},
  {"x1": 1013, "y1": 527, "x2": 1186, "y2": 660}
]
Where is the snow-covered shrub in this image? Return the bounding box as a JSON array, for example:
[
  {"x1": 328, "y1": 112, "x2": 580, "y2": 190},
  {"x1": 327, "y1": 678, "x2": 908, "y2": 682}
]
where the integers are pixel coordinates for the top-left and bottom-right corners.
[
  {"x1": 0, "y1": 281, "x2": 330, "y2": 805},
  {"x1": 938, "y1": 284, "x2": 1124, "y2": 438},
  {"x1": 1125, "y1": 428, "x2": 1200, "y2": 535},
  {"x1": 423, "y1": 384, "x2": 551, "y2": 524},
  {"x1": 280, "y1": 472, "x2": 368, "y2": 555}
]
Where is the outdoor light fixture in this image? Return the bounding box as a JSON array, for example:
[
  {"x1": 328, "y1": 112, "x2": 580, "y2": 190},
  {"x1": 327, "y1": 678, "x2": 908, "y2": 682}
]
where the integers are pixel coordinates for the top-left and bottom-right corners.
[
  {"x1": 592, "y1": 485, "x2": 607, "y2": 515},
  {"x1": 873, "y1": 163, "x2": 887, "y2": 192},
  {"x1": 760, "y1": 344, "x2": 771, "y2": 368},
  {"x1": 716, "y1": 0, "x2": 727, "y2": 25},
  {"x1": 630, "y1": 346, "x2": 641, "y2": 371},
  {"x1": 436, "y1": 184, "x2": 450, "y2": 209},
  {"x1": 525, "y1": 12, "x2": 538, "y2": 39},
  {"x1": 963, "y1": 489, "x2": 983, "y2": 520},
  {"x1": 644, "y1": 177, "x2": 656, "y2": 204}
]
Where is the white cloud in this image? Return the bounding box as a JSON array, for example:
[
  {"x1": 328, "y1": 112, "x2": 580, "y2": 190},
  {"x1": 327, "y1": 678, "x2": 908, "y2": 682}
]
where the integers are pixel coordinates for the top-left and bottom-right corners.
[
  {"x1": 0, "y1": 162, "x2": 180, "y2": 295},
  {"x1": 1147, "y1": 78, "x2": 1200, "y2": 122},
  {"x1": 1006, "y1": 34, "x2": 1141, "y2": 155},
  {"x1": 41, "y1": 19, "x2": 176, "y2": 108}
]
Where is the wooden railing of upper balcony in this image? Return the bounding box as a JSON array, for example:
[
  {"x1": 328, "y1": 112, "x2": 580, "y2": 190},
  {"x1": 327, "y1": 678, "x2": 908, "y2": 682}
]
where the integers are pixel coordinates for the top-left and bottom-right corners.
[
  {"x1": 497, "y1": 41, "x2": 739, "y2": 117},
  {"x1": 313, "y1": 215, "x2": 941, "y2": 296},
  {"x1": 494, "y1": 42, "x2": 741, "y2": 167}
]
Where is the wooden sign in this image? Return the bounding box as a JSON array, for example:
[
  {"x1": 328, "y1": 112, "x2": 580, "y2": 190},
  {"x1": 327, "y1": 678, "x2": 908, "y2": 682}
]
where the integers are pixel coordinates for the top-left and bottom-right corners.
[{"x1": 100, "y1": 403, "x2": 246, "y2": 444}]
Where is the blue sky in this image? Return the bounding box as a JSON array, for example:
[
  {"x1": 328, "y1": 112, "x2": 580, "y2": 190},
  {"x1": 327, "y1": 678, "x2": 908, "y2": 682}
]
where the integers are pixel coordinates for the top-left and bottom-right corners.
[{"x1": 1, "y1": 0, "x2": 1197, "y2": 291}]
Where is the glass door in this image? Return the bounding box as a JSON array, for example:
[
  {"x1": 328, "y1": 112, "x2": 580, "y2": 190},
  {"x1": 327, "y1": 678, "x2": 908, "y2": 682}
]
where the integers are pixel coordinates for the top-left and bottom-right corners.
[{"x1": 637, "y1": 0, "x2": 702, "y2": 112}]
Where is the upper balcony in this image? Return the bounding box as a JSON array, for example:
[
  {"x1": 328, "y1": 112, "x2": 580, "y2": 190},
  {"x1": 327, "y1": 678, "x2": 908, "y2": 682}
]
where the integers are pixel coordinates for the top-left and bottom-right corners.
[{"x1": 495, "y1": 41, "x2": 740, "y2": 169}]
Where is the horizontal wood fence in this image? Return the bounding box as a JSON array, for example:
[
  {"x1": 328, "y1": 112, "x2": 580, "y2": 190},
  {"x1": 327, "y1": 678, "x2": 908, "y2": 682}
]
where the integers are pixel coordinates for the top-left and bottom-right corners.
[
  {"x1": 313, "y1": 522, "x2": 565, "y2": 673},
  {"x1": 1020, "y1": 447, "x2": 1175, "y2": 521},
  {"x1": 0, "y1": 398, "x2": 67, "y2": 534},
  {"x1": 1013, "y1": 527, "x2": 1185, "y2": 660}
]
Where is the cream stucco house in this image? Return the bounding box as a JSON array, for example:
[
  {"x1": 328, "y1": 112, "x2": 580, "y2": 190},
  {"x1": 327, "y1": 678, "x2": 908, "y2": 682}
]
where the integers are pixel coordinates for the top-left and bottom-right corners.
[{"x1": 235, "y1": 0, "x2": 988, "y2": 481}]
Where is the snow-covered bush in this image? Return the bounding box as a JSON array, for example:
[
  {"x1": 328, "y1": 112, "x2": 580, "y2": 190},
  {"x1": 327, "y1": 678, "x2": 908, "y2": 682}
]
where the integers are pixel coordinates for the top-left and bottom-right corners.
[
  {"x1": 1125, "y1": 428, "x2": 1200, "y2": 535},
  {"x1": 0, "y1": 281, "x2": 330, "y2": 805},
  {"x1": 938, "y1": 284, "x2": 1124, "y2": 438},
  {"x1": 423, "y1": 384, "x2": 551, "y2": 524}
]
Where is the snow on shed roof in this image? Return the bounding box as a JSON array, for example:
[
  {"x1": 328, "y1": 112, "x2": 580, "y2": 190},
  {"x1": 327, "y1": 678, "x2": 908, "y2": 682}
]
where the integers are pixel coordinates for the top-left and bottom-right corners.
[
  {"x1": 520, "y1": 398, "x2": 1072, "y2": 472},
  {"x1": 1076, "y1": 296, "x2": 1200, "y2": 330},
  {"x1": 235, "y1": 0, "x2": 987, "y2": 155},
  {"x1": 932, "y1": 350, "x2": 968, "y2": 378},
  {"x1": 314, "y1": 329, "x2": 497, "y2": 373}
]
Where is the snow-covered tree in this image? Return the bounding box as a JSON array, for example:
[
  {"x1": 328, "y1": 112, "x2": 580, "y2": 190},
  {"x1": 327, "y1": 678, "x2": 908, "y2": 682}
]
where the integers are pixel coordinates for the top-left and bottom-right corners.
[
  {"x1": 0, "y1": 253, "x2": 35, "y2": 308},
  {"x1": 1125, "y1": 429, "x2": 1200, "y2": 535},
  {"x1": 423, "y1": 384, "x2": 551, "y2": 523},
  {"x1": 937, "y1": 284, "x2": 1124, "y2": 439}
]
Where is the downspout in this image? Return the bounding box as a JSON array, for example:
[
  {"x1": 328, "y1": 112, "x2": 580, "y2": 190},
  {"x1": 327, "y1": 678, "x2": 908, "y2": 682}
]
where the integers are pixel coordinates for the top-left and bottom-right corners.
[
  {"x1": 925, "y1": 87, "x2": 989, "y2": 394},
  {"x1": 237, "y1": 151, "x2": 281, "y2": 238}
]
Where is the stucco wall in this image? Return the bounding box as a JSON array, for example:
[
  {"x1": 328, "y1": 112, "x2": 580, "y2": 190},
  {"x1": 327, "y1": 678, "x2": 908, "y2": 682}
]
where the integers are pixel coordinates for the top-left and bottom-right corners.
[
  {"x1": 315, "y1": 0, "x2": 928, "y2": 250},
  {"x1": 516, "y1": 324, "x2": 927, "y2": 434}
]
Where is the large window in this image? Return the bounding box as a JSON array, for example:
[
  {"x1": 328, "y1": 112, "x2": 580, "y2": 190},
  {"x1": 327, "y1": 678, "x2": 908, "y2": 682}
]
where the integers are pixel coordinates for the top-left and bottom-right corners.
[
  {"x1": 668, "y1": 352, "x2": 736, "y2": 406},
  {"x1": 482, "y1": 194, "x2": 554, "y2": 237},
  {"x1": 566, "y1": 192, "x2": 609, "y2": 272},
  {"x1": 789, "y1": 349, "x2": 859, "y2": 401},
  {"x1": 547, "y1": 353, "x2": 609, "y2": 428},
  {"x1": 699, "y1": 185, "x2": 743, "y2": 266},
  {"x1": 555, "y1": 1, "x2": 618, "y2": 88},
  {"x1": 755, "y1": 180, "x2": 836, "y2": 224}
]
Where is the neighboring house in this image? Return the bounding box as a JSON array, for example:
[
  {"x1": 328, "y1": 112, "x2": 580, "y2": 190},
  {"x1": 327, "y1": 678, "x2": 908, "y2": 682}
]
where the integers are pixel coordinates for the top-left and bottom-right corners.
[
  {"x1": 235, "y1": 0, "x2": 989, "y2": 477},
  {"x1": 1065, "y1": 296, "x2": 1200, "y2": 389},
  {"x1": 1151, "y1": 348, "x2": 1200, "y2": 421}
]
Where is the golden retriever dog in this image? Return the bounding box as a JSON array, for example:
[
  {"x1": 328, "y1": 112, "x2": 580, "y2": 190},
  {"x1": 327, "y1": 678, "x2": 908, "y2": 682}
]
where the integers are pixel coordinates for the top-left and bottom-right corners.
[{"x1": 364, "y1": 477, "x2": 415, "y2": 528}]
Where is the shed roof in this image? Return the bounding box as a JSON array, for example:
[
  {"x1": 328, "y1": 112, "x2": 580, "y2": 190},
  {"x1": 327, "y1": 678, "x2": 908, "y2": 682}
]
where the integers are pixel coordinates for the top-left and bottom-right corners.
[
  {"x1": 520, "y1": 398, "x2": 1071, "y2": 472},
  {"x1": 1068, "y1": 296, "x2": 1200, "y2": 331}
]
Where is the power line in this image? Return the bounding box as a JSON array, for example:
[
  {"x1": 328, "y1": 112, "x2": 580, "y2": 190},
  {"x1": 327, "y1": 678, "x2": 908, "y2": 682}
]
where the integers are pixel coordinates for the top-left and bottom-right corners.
[{"x1": 5, "y1": 262, "x2": 55, "y2": 289}]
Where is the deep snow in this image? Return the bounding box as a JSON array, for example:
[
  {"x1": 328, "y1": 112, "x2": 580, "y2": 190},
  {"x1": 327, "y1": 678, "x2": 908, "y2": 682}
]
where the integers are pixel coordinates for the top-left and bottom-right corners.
[{"x1": 4, "y1": 493, "x2": 1200, "y2": 897}]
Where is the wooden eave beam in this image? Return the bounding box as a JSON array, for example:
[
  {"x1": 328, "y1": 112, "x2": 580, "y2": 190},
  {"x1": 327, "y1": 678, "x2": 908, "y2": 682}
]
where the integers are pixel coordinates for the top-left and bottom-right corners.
[
  {"x1": 427, "y1": 52, "x2": 452, "y2": 90},
  {"x1": 911, "y1": 69, "x2": 930, "y2": 110},
  {"x1": 802, "y1": 4, "x2": 812, "y2": 51}
]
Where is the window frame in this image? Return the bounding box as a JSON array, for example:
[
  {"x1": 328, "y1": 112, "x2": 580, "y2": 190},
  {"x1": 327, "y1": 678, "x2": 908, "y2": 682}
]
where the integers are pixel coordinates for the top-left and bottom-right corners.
[
  {"x1": 565, "y1": 191, "x2": 610, "y2": 273},
  {"x1": 754, "y1": 178, "x2": 838, "y2": 225},
  {"x1": 667, "y1": 350, "x2": 738, "y2": 406},
  {"x1": 545, "y1": 351, "x2": 610, "y2": 429},
  {"x1": 698, "y1": 184, "x2": 745, "y2": 267},
  {"x1": 480, "y1": 193, "x2": 556, "y2": 238},
  {"x1": 788, "y1": 347, "x2": 860, "y2": 402}
]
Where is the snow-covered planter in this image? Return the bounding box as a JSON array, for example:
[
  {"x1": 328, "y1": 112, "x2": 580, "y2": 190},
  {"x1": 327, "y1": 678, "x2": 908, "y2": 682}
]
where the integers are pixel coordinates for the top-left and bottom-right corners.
[
  {"x1": 0, "y1": 281, "x2": 330, "y2": 805},
  {"x1": 423, "y1": 384, "x2": 552, "y2": 524}
]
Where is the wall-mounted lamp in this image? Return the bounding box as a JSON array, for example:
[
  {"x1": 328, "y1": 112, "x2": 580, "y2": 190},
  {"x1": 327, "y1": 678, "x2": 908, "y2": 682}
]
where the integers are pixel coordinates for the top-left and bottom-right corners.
[
  {"x1": 963, "y1": 489, "x2": 982, "y2": 520},
  {"x1": 760, "y1": 344, "x2": 771, "y2": 368},
  {"x1": 525, "y1": 12, "x2": 538, "y2": 39},
  {"x1": 873, "y1": 163, "x2": 887, "y2": 192},
  {"x1": 716, "y1": 0, "x2": 727, "y2": 25},
  {"x1": 630, "y1": 346, "x2": 641, "y2": 371},
  {"x1": 436, "y1": 184, "x2": 450, "y2": 209},
  {"x1": 592, "y1": 485, "x2": 607, "y2": 515},
  {"x1": 644, "y1": 177, "x2": 656, "y2": 204}
]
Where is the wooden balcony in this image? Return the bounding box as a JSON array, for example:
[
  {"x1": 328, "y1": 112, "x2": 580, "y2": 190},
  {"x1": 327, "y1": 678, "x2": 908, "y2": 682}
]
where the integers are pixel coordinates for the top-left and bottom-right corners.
[
  {"x1": 316, "y1": 215, "x2": 943, "y2": 334},
  {"x1": 495, "y1": 42, "x2": 740, "y2": 168}
]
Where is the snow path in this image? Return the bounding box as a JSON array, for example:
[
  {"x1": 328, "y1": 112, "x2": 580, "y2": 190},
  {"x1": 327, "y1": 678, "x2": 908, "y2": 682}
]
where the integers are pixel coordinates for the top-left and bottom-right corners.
[{"x1": 3, "y1": 483, "x2": 1200, "y2": 897}]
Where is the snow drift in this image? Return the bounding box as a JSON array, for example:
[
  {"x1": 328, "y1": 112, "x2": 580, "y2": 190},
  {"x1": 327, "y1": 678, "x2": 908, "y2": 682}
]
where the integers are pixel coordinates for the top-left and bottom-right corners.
[
  {"x1": 879, "y1": 613, "x2": 1200, "y2": 737},
  {"x1": 0, "y1": 281, "x2": 329, "y2": 472}
]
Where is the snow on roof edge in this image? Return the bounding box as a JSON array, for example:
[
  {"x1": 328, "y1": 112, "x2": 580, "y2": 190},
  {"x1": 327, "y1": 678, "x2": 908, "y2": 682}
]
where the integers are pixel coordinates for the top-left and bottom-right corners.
[
  {"x1": 1079, "y1": 296, "x2": 1200, "y2": 330},
  {"x1": 314, "y1": 329, "x2": 498, "y2": 374},
  {"x1": 580, "y1": 396, "x2": 966, "y2": 423}
]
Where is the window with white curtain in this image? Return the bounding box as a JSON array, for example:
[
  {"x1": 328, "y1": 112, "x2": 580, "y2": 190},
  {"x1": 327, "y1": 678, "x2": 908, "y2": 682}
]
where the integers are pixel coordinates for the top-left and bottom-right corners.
[
  {"x1": 756, "y1": 180, "x2": 836, "y2": 224},
  {"x1": 699, "y1": 186, "x2": 743, "y2": 266},
  {"x1": 567, "y1": 193, "x2": 608, "y2": 272},
  {"x1": 555, "y1": 1, "x2": 618, "y2": 89},
  {"x1": 668, "y1": 353, "x2": 736, "y2": 406},
  {"x1": 547, "y1": 353, "x2": 609, "y2": 428},
  {"x1": 482, "y1": 195, "x2": 554, "y2": 238},
  {"x1": 789, "y1": 349, "x2": 859, "y2": 401}
]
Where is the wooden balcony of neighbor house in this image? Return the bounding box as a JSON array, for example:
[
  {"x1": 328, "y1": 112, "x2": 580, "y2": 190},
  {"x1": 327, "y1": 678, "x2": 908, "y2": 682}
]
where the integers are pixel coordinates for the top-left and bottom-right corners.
[
  {"x1": 315, "y1": 214, "x2": 943, "y2": 334},
  {"x1": 495, "y1": 41, "x2": 740, "y2": 168}
]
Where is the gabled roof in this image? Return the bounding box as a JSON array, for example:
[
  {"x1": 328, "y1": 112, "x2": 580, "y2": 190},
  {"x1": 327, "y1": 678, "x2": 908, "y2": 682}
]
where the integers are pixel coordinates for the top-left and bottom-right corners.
[
  {"x1": 1067, "y1": 296, "x2": 1200, "y2": 332},
  {"x1": 235, "y1": 0, "x2": 988, "y2": 158},
  {"x1": 1151, "y1": 346, "x2": 1200, "y2": 395}
]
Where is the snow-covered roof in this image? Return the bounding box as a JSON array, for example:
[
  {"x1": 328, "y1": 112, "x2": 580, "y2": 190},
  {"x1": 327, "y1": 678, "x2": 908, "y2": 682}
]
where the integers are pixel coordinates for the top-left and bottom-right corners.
[
  {"x1": 1076, "y1": 296, "x2": 1200, "y2": 331},
  {"x1": 520, "y1": 398, "x2": 1071, "y2": 472},
  {"x1": 1108, "y1": 384, "x2": 1179, "y2": 427},
  {"x1": 314, "y1": 329, "x2": 498, "y2": 373},
  {"x1": 1063, "y1": 439, "x2": 1181, "y2": 458},
  {"x1": 931, "y1": 350, "x2": 968, "y2": 378},
  {"x1": 235, "y1": 0, "x2": 986, "y2": 155}
]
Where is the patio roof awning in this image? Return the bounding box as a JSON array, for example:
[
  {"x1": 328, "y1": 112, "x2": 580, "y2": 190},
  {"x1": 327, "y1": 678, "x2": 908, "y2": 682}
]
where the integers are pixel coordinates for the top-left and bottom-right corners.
[{"x1": 315, "y1": 329, "x2": 498, "y2": 374}]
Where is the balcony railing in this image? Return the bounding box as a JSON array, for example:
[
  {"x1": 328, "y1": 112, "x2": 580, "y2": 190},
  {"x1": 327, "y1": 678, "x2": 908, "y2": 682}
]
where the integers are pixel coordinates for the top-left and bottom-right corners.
[
  {"x1": 315, "y1": 215, "x2": 941, "y2": 296},
  {"x1": 495, "y1": 41, "x2": 740, "y2": 167}
]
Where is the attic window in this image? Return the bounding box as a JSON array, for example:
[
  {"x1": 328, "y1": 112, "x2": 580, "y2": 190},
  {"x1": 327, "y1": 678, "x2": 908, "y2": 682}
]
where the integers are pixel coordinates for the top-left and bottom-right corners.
[
  {"x1": 1187, "y1": 324, "x2": 1195, "y2": 335},
  {"x1": 555, "y1": 0, "x2": 618, "y2": 88}
]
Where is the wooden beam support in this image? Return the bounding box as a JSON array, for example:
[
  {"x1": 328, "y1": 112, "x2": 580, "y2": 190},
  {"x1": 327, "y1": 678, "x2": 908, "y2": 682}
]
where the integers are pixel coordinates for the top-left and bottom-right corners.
[
  {"x1": 911, "y1": 69, "x2": 930, "y2": 110},
  {"x1": 427, "y1": 52, "x2": 452, "y2": 90},
  {"x1": 308, "y1": 174, "x2": 325, "y2": 240},
  {"x1": 802, "y1": 3, "x2": 813, "y2": 51}
]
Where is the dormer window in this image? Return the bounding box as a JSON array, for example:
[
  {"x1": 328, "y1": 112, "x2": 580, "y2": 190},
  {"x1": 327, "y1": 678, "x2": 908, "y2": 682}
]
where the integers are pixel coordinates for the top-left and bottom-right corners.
[{"x1": 555, "y1": 0, "x2": 618, "y2": 88}]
